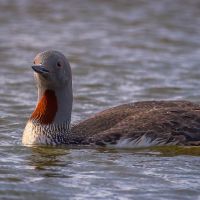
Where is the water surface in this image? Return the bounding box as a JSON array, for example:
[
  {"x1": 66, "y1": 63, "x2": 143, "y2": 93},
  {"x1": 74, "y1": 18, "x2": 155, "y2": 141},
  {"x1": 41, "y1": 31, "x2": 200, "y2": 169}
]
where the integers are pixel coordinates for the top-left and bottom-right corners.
[{"x1": 0, "y1": 0, "x2": 200, "y2": 199}]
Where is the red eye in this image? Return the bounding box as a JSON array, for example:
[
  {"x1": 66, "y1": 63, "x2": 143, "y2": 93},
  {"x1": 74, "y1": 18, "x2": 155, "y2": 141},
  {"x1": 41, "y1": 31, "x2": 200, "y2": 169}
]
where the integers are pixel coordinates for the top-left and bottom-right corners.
[{"x1": 57, "y1": 62, "x2": 61, "y2": 67}]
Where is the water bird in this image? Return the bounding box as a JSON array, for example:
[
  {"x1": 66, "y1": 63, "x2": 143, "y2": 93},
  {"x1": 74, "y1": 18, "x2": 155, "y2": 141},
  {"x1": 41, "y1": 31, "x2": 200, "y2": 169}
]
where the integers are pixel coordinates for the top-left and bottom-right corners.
[{"x1": 23, "y1": 50, "x2": 200, "y2": 147}]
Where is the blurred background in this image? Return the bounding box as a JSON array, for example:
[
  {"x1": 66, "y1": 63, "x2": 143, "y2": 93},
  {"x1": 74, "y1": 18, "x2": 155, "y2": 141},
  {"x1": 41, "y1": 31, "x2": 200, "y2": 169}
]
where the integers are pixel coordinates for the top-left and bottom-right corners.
[{"x1": 0, "y1": 1, "x2": 200, "y2": 199}]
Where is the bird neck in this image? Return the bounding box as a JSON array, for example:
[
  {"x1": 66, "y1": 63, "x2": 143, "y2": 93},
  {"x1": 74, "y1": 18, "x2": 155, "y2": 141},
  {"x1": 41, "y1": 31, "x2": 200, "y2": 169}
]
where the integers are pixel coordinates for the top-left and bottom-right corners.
[{"x1": 30, "y1": 83, "x2": 73, "y2": 125}]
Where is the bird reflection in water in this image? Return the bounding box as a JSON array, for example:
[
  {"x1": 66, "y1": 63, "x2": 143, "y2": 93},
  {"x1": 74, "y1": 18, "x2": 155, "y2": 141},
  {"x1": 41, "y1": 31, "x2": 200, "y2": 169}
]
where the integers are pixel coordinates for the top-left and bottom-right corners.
[{"x1": 27, "y1": 146, "x2": 72, "y2": 178}]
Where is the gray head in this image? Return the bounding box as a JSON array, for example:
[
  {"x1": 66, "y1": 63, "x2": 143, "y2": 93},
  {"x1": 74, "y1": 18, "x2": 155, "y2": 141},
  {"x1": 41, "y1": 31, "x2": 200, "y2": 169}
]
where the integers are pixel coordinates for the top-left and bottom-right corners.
[
  {"x1": 32, "y1": 50, "x2": 72, "y2": 90},
  {"x1": 31, "y1": 50, "x2": 73, "y2": 124}
]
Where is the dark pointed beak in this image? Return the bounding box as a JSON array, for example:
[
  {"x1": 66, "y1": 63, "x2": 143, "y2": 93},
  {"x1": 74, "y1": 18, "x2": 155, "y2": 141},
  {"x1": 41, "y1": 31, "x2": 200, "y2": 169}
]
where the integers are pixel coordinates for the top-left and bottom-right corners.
[{"x1": 32, "y1": 65, "x2": 49, "y2": 74}]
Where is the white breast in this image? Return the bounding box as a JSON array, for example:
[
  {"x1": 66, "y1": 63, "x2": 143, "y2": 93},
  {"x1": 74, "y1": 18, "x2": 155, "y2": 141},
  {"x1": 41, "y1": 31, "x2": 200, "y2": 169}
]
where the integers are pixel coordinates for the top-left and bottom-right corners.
[{"x1": 22, "y1": 121, "x2": 52, "y2": 145}]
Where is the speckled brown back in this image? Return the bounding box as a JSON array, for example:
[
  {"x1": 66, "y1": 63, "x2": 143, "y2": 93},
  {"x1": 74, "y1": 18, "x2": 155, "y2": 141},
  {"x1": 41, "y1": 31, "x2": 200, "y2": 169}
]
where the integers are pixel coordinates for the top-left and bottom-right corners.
[{"x1": 71, "y1": 101, "x2": 200, "y2": 145}]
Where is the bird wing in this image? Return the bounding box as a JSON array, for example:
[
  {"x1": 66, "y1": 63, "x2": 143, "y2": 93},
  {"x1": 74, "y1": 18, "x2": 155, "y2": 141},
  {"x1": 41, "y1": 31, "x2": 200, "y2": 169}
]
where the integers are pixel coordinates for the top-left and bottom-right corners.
[{"x1": 71, "y1": 101, "x2": 200, "y2": 146}]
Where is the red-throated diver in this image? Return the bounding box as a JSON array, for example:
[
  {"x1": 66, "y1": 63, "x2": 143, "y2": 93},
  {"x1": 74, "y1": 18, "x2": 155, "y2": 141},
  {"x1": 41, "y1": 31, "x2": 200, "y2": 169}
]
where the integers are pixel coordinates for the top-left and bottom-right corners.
[{"x1": 22, "y1": 50, "x2": 200, "y2": 147}]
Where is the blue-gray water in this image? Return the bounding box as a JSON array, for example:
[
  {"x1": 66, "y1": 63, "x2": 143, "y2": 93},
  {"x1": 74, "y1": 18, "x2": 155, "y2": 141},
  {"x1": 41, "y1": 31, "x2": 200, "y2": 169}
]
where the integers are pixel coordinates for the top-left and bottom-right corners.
[{"x1": 0, "y1": 0, "x2": 200, "y2": 199}]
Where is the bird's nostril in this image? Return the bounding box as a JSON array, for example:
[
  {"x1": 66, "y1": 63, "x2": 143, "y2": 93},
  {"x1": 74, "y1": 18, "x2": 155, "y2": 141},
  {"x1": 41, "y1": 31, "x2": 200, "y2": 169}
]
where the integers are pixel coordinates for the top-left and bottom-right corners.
[{"x1": 41, "y1": 67, "x2": 49, "y2": 73}]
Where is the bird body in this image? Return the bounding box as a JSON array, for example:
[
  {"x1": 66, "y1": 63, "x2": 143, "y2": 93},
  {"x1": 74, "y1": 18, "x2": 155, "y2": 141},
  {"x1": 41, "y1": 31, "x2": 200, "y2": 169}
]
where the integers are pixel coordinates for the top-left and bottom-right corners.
[
  {"x1": 72, "y1": 100, "x2": 200, "y2": 147},
  {"x1": 22, "y1": 51, "x2": 200, "y2": 147}
]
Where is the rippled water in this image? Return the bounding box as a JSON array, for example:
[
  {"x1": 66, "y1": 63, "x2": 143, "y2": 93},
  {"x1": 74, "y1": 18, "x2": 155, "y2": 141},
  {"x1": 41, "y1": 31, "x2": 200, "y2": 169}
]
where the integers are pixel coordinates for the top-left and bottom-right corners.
[{"x1": 0, "y1": 0, "x2": 200, "y2": 199}]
